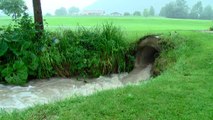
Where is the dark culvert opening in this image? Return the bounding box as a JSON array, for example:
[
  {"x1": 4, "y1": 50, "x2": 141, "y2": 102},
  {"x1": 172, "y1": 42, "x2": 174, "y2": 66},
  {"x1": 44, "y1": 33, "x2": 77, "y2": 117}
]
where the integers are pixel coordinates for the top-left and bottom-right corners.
[
  {"x1": 121, "y1": 35, "x2": 161, "y2": 84},
  {"x1": 117, "y1": 35, "x2": 162, "y2": 84},
  {"x1": 133, "y1": 35, "x2": 161, "y2": 76},
  {"x1": 135, "y1": 46, "x2": 159, "y2": 68},
  {"x1": 134, "y1": 35, "x2": 161, "y2": 70}
]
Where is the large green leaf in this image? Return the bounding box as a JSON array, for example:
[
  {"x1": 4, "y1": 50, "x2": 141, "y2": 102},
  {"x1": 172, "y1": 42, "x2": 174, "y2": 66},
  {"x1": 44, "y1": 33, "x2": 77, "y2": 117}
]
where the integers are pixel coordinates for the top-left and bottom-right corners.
[
  {"x1": 0, "y1": 40, "x2": 8, "y2": 57},
  {"x1": 1, "y1": 65, "x2": 13, "y2": 77},
  {"x1": 22, "y1": 51, "x2": 39, "y2": 71},
  {"x1": 8, "y1": 43, "x2": 20, "y2": 56},
  {"x1": 21, "y1": 41, "x2": 32, "y2": 51},
  {"x1": 1, "y1": 60, "x2": 28, "y2": 85}
]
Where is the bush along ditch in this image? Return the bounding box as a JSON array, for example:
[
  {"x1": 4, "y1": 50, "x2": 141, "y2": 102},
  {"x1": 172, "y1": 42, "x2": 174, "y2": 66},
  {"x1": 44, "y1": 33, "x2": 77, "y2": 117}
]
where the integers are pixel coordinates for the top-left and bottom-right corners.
[
  {"x1": 0, "y1": 13, "x2": 39, "y2": 85},
  {"x1": 0, "y1": 14, "x2": 135, "y2": 85},
  {"x1": 152, "y1": 32, "x2": 188, "y2": 76},
  {"x1": 37, "y1": 23, "x2": 135, "y2": 79},
  {"x1": 210, "y1": 26, "x2": 213, "y2": 31}
]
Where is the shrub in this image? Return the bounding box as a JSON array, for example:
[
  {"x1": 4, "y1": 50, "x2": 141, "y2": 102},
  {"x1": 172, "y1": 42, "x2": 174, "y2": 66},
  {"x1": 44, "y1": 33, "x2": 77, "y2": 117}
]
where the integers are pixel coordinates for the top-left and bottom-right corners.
[
  {"x1": 38, "y1": 23, "x2": 135, "y2": 78},
  {"x1": 133, "y1": 11, "x2": 141, "y2": 16},
  {"x1": 153, "y1": 32, "x2": 188, "y2": 75},
  {"x1": 124, "y1": 12, "x2": 131, "y2": 16},
  {"x1": 210, "y1": 26, "x2": 213, "y2": 31},
  {"x1": 0, "y1": 13, "x2": 38, "y2": 85}
]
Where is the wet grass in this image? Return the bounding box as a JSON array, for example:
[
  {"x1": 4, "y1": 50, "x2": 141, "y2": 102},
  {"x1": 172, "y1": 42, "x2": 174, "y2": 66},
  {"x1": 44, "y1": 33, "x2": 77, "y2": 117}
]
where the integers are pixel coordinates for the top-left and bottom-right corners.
[
  {"x1": 0, "y1": 16, "x2": 212, "y2": 31},
  {"x1": 0, "y1": 31, "x2": 212, "y2": 120},
  {"x1": 1, "y1": 16, "x2": 212, "y2": 40},
  {"x1": 43, "y1": 17, "x2": 211, "y2": 31},
  {"x1": 1, "y1": 16, "x2": 212, "y2": 41}
]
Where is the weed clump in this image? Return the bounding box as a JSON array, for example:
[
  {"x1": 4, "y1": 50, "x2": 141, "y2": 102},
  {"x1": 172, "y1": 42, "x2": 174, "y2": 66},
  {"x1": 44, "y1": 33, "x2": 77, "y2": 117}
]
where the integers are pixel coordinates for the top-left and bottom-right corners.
[
  {"x1": 210, "y1": 26, "x2": 213, "y2": 31},
  {"x1": 38, "y1": 23, "x2": 135, "y2": 79},
  {"x1": 152, "y1": 32, "x2": 188, "y2": 75},
  {"x1": 0, "y1": 13, "x2": 38, "y2": 85}
]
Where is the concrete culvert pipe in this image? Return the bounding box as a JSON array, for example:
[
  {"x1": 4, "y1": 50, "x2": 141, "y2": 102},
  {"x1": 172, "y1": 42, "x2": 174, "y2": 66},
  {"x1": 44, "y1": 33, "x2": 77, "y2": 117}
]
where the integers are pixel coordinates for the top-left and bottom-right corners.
[
  {"x1": 122, "y1": 35, "x2": 161, "y2": 84},
  {"x1": 135, "y1": 35, "x2": 161, "y2": 68}
]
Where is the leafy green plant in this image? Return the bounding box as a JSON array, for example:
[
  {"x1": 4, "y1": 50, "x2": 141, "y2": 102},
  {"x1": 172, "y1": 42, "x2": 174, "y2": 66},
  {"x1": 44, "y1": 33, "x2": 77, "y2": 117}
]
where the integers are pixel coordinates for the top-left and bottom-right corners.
[
  {"x1": 210, "y1": 21, "x2": 213, "y2": 31},
  {"x1": 153, "y1": 32, "x2": 188, "y2": 75},
  {"x1": 0, "y1": 40, "x2": 8, "y2": 57},
  {"x1": 0, "y1": 13, "x2": 38, "y2": 85},
  {"x1": 1, "y1": 60, "x2": 28, "y2": 85},
  {"x1": 210, "y1": 26, "x2": 213, "y2": 31},
  {"x1": 38, "y1": 23, "x2": 135, "y2": 78}
]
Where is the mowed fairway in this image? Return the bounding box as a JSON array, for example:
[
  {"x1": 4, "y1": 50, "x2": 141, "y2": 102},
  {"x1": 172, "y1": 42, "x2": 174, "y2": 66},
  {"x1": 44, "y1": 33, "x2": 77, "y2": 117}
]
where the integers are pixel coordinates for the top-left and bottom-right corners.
[
  {"x1": 1, "y1": 16, "x2": 212, "y2": 40},
  {"x1": 45, "y1": 17, "x2": 212, "y2": 31},
  {"x1": 0, "y1": 16, "x2": 212, "y2": 33}
]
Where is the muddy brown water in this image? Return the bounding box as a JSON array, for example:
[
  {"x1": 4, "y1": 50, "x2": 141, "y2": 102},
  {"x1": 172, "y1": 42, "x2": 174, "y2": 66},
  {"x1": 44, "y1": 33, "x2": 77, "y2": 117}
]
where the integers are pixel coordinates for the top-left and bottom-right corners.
[{"x1": 0, "y1": 65, "x2": 152, "y2": 111}]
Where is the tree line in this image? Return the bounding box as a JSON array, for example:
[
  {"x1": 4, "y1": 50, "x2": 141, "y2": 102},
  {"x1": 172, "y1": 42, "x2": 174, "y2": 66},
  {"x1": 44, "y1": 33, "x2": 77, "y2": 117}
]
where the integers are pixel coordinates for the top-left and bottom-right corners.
[
  {"x1": 0, "y1": 0, "x2": 213, "y2": 20},
  {"x1": 54, "y1": 7, "x2": 80, "y2": 16},
  {"x1": 53, "y1": 6, "x2": 155, "y2": 17},
  {"x1": 124, "y1": 6, "x2": 155, "y2": 17},
  {"x1": 160, "y1": 0, "x2": 213, "y2": 20}
]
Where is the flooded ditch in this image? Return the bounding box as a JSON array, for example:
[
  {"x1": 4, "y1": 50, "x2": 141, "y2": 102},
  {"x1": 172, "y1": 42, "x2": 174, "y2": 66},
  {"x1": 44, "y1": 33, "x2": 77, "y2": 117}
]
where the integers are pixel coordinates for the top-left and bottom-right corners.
[{"x1": 0, "y1": 35, "x2": 161, "y2": 111}]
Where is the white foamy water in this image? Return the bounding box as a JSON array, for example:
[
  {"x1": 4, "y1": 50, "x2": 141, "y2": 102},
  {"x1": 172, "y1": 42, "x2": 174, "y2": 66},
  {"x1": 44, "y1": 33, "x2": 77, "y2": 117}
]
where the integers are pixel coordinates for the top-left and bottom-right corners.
[{"x1": 0, "y1": 65, "x2": 152, "y2": 111}]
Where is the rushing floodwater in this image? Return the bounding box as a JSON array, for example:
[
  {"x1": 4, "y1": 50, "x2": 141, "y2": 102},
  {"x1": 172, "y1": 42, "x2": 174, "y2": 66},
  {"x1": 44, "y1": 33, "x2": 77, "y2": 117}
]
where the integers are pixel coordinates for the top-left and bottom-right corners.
[{"x1": 0, "y1": 65, "x2": 152, "y2": 111}]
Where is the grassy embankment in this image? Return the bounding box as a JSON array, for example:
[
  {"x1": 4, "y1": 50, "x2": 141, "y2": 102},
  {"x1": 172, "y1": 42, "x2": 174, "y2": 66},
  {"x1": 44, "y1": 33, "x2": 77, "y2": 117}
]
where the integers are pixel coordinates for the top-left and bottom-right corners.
[{"x1": 0, "y1": 17, "x2": 212, "y2": 119}]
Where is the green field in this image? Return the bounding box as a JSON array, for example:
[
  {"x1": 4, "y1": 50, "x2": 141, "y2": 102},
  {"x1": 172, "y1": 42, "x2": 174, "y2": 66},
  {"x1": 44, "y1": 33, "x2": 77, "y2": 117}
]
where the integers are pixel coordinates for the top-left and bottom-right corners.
[
  {"x1": 1, "y1": 16, "x2": 212, "y2": 31},
  {"x1": 45, "y1": 17, "x2": 211, "y2": 30},
  {"x1": 0, "y1": 17, "x2": 213, "y2": 119},
  {"x1": 1, "y1": 16, "x2": 212, "y2": 39}
]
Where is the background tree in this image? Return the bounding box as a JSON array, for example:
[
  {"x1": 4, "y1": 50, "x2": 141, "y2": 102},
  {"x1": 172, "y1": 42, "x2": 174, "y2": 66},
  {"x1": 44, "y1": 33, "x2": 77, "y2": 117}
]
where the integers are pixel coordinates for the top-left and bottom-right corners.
[
  {"x1": 159, "y1": 0, "x2": 188, "y2": 19},
  {"x1": 143, "y1": 9, "x2": 149, "y2": 17},
  {"x1": 149, "y1": 6, "x2": 155, "y2": 16},
  {"x1": 124, "y1": 12, "x2": 130, "y2": 16},
  {"x1": 55, "y1": 7, "x2": 67, "y2": 16},
  {"x1": 45, "y1": 13, "x2": 52, "y2": 17},
  {"x1": 201, "y1": 5, "x2": 213, "y2": 20},
  {"x1": 0, "y1": 0, "x2": 26, "y2": 19},
  {"x1": 68, "y1": 7, "x2": 80, "y2": 15},
  {"x1": 174, "y1": 0, "x2": 189, "y2": 18},
  {"x1": 159, "y1": 2, "x2": 175, "y2": 18},
  {"x1": 189, "y1": 1, "x2": 203, "y2": 19},
  {"x1": 133, "y1": 11, "x2": 141, "y2": 16},
  {"x1": 159, "y1": 6, "x2": 166, "y2": 17}
]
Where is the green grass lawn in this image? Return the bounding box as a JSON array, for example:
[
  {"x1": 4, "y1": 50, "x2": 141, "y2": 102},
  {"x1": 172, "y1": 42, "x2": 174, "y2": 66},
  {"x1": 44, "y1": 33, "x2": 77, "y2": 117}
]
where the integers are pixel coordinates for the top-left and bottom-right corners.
[
  {"x1": 0, "y1": 17, "x2": 213, "y2": 119},
  {"x1": 0, "y1": 16, "x2": 11, "y2": 26},
  {"x1": 45, "y1": 16, "x2": 212, "y2": 31},
  {"x1": 1, "y1": 16, "x2": 212, "y2": 31},
  {"x1": 43, "y1": 16, "x2": 212, "y2": 39},
  {"x1": 1, "y1": 16, "x2": 212, "y2": 39}
]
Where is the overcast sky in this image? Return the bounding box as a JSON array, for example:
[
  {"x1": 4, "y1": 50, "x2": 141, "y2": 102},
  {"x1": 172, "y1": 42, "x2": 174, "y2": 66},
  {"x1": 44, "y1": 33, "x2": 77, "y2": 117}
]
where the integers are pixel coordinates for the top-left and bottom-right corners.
[{"x1": 25, "y1": 0, "x2": 97, "y2": 14}]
